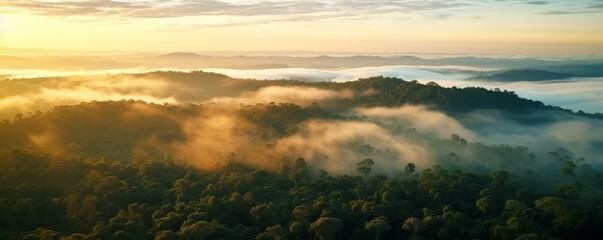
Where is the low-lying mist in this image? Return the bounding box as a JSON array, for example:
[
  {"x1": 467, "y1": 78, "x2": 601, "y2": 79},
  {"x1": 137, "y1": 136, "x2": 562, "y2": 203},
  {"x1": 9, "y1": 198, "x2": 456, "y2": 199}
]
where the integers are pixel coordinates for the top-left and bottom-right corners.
[
  {"x1": 4, "y1": 65, "x2": 600, "y2": 113},
  {"x1": 3, "y1": 99, "x2": 601, "y2": 179},
  {"x1": 0, "y1": 74, "x2": 181, "y2": 119},
  {"x1": 0, "y1": 54, "x2": 603, "y2": 239},
  {"x1": 1, "y1": 70, "x2": 601, "y2": 177},
  {"x1": 119, "y1": 102, "x2": 603, "y2": 174},
  {"x1": 204, "y1": 67, "x2": 603, "y2": 114},
  {"x1": 168, "y1": 110, "x2": 431, "y2": 175},
  {"x1": 208, "y1": 86, "x2": 353, "y2": 106}
]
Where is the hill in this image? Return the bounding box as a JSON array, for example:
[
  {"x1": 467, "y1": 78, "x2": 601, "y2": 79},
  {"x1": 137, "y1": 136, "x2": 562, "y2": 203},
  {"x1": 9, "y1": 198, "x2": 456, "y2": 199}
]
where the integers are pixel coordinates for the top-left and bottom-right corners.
[
  {"x1": 532, "y1": 64, "x2": 603, "y2": 77},
  {"x1": 2, "y1": 49, "x2": 603, "y2": 71},
  {"x1": 471, "y1": 69, "x2": 573, "y2": 82},
  {"x1": 155, "y1": 52, "x2": 207, "y2": 59},
  {"x1": 3, "y1": 71, "x2": 601, "y2": 120}
]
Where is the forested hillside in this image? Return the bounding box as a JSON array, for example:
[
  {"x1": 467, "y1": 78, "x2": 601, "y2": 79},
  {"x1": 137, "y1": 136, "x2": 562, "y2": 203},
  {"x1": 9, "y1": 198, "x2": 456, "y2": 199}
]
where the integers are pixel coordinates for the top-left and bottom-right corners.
[
  {"x1": 1, "y1": 72, "x2": 603, "y2": 239},
  {"x1": 4, "y1": 71, "x2": 601, "y2": 120}
]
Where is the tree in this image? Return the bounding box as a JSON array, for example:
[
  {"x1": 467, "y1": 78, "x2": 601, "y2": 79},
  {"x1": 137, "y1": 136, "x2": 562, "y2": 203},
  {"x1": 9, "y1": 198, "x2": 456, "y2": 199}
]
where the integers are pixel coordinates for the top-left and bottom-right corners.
[
  {"x1": 402, "y1": 217, "x2": 422, "y2": 238},
  {"x1": 310, "y1": 217, "x2": 343, "y2": 240},
  {"x1": 404, "y1": 163, "x2": 416, "y2": 176},
  {"x1": 426, "y1": 81, "x2": 440, "y2": 87},
  {"x1": 450, "y1": 134, "x2": 467, "y2": 145},
  {"x1": 491, "y1": 170, "x2": 509, "y2": 184},
  {"x1": 365, "y1": 216, "x2": 391, "y2": 240},
  {"x1": 562, "y1": 161, "x2": 577, "y2": 177},
  {"x1": 258, "y1": 224, "x2": 288, "y2": 240},
  {"x1": 294, "y1": 157, "x2": 306, "y2": 169},
  {"x1": 356, "y1": 159, "x2": 375, "y2": 176},
  {"x1": 256, "y1": 233, "x2": 272, "y2": 240},
  {"x1": 289, "y1": 221, "x2": 307, "y2": 240},
  {"x1": 179, "y1": 221, "x2": 213, "y2": 240},
  {"x1": 13, "y1": 198, "x2": 38, "y2": 230},
  {"x1": 155, "y1": 230, "x2": 179, "y2": 240},
  {"x1": 22, "y1": 228, "x2": 60, "y2": 240},
  {"x1": 250, "y1": 202, "x2": 278, "y2": 225},
  {"x1": 535, "y1": 196, "x2": 584, "y2": 231},
  {"x1": 476, "y1": 197, "x2": 496, "y2": 214},
  {"x1": 490, "y1": 170, "x2": 509, "y2": 197}
]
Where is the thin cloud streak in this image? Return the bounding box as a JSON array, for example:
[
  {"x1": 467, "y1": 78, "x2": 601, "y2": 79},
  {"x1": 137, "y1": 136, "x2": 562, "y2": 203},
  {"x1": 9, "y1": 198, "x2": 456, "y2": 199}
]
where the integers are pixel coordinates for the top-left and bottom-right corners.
[
  {"x1": 536, "y1": 10, "x2": 591, "y2": 15},
  {"x1": 2, "y1": 0, "x2": 599, "y2": 20},
  {"x1": 0, "y1": 0, "x2": 469, "y2": 18}
]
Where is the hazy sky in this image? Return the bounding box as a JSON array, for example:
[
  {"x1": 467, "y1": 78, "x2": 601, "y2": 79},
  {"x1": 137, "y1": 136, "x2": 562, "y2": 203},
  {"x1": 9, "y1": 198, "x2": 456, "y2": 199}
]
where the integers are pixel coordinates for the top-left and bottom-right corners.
[{"x1": 0, "y1": 0, "x2": 602, "y2": 55}]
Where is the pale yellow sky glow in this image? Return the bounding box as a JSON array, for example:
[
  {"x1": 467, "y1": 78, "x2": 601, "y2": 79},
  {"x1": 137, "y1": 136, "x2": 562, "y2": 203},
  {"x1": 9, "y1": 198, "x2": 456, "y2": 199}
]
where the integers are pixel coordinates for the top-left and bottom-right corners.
[{"x1": 0, "y1": 0, "x2": 602, "y2": 55}]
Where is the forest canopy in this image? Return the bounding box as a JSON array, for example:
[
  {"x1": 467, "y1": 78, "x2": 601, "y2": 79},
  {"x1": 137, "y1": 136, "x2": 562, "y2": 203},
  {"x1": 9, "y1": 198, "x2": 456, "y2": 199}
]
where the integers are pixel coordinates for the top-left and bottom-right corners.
[{"x1": 1, "y1": 72, "x2": 602, "y2": 239}]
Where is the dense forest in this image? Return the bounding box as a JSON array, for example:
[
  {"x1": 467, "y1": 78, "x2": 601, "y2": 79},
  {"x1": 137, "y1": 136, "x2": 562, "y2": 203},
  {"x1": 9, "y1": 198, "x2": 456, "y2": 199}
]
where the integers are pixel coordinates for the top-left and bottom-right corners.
[
  {"x1": 1, "y1": 72, "x2": 603, "y2": 239},
  {"x1": 3, "y1": 71, "x2": 602, "y2": 119},
  {"x1": 2, "y1": 146, "x2": 602, "y2": 240}
]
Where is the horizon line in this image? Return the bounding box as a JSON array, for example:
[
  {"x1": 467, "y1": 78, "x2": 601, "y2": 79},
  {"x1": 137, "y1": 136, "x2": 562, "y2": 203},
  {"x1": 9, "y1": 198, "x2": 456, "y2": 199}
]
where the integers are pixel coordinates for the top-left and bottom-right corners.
[{"x1": 2, "y1": 45, "x2": 603, "y2": 59}]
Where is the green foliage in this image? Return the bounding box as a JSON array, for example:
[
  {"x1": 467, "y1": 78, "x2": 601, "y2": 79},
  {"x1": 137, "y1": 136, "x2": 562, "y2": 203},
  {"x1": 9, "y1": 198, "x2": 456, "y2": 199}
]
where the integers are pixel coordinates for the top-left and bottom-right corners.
[
  {"x1": 356, "y1": 159, "x2": 375, "y2": 176},
  {"x1": 0, "y1": 86, "x2": 601, "y2": 239},
  {"x1": 310, "y1": 217, "x2": 343, "y2": 240},
  {"x1": 404, "y1": 163, "x2": 416, "y2": 176},
  {"x1": 0, "y1": 146, "x2": 601, "y2": 239},
  {"x1": 562, "y1": 161, "x2": 577, "y2": 177},
  {"x1": 365, "y1": 216, "x2": 391, "y2": 240}
]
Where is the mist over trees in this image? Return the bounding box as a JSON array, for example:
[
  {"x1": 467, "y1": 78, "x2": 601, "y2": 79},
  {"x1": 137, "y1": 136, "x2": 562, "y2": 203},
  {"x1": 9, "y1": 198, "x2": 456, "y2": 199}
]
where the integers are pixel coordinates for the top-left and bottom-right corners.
[
  {"x1": 3, "y1": 71, "x2": 602, "y2": 120},
  {"x1": 1, "y1": 144, "x2": 601, "y2": 239},
  {"x1": 1, "y1": 72, "x2": 602, "y2": 239}
]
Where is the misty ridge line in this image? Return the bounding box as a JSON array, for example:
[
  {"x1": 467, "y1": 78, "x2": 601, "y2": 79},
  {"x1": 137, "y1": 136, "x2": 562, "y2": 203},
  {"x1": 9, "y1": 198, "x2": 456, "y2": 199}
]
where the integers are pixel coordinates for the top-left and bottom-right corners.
[
  {"x1": 2, "y1": 52, "x2": 603, "y2": 72},
  {"x1": 2, "y1": 55, "x2": 603, "y2": 114},
  {"x1": 1, "y1": 70, "x2": 601, "y2": 120},
  {"x1": 0, "y1": 70, "x2": 601, "y2": 174}
]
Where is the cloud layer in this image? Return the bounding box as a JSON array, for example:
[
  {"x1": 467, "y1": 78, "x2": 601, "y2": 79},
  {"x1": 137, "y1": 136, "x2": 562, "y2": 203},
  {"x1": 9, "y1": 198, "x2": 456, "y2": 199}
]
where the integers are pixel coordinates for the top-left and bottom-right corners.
[
  {"x1": 2, "y1": 0, "x2": 598, "y2": 20},
  {"x1": 0, "y1": 0, "x2": 467, "y2": 18}
]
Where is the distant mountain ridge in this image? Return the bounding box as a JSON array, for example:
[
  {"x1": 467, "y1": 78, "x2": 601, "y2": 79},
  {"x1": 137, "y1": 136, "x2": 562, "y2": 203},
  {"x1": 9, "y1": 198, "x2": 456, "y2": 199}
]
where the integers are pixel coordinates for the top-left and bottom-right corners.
[
  {"x1": 471, "y1": 69, "x2": 574, "y2": 81},
  {"x1": 156, "y1": 52, "x2": 207, "y2": 58},
  {"x1": 151, "y1": 52, "x2": 603, "y2": 69},
  {"x1": 531, "y1": 65, "x2": 603, "y2": 77},
  {"x1": 2, "y1": 51, "x2": 603, "y2": 71}
]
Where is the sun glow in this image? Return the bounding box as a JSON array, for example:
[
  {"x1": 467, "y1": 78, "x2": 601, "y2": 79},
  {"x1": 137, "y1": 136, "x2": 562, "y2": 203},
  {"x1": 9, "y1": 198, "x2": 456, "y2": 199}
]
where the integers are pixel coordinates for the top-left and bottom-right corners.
[{"x1": 0, "y1": 0, "x2": 601, "y2": 55}]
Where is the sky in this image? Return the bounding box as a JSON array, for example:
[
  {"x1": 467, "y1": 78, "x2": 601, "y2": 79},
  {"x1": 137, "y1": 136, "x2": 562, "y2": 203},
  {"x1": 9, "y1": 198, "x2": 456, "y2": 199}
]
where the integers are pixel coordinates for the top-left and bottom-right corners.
[{"x1": 0, "y1": 0, "x2": 602, "y2": 55}]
